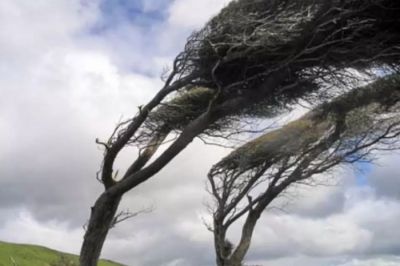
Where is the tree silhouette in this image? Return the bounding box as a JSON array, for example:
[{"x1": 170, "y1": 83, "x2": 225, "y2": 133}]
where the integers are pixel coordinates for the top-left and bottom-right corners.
[
  {"x1": 208, "y1": 75, "x2": 400, "y2": 266},
  {"x1": 79, "y1": 0, "x2": 400, "y2": 265}
]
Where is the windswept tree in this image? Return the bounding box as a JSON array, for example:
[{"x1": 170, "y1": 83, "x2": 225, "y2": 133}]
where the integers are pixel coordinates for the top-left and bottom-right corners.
[
  {"x1": 208, "y1": 75, "x2": 400, "y2": 266},
  {"x1": 80, "y1": 0, "x2": 400, "y2": 265}
]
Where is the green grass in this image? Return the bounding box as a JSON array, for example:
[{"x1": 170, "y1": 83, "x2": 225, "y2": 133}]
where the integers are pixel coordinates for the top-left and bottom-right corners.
[{"x1": 0, "y1": 241, "x2": 124, "y2": 266}]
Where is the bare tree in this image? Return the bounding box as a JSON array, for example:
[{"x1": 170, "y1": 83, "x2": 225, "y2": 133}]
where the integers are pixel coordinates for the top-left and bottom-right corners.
[
  {"x1": 79, "y1": 0, "x2": 400, "y2": 265},
  {"x1": 208, "y1": 75, "x2": 400, "y2": 266}
]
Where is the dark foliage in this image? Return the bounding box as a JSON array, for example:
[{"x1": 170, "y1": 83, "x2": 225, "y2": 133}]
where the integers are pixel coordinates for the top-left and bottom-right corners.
[{"x1": 181, "y1": 0, "x2": 400, "y2": 108}]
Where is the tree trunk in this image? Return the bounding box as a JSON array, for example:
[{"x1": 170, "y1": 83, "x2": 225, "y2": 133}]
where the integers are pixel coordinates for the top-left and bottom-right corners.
[
  {"x1": 80, "y1": 192, "x2": 122, "y2": 266},
  {"x1": 228, "y1": 214, "x2": 257, "y2": 266},
  {"x1": 214, "y1": 224, "x2": 229, "y2": 266}
]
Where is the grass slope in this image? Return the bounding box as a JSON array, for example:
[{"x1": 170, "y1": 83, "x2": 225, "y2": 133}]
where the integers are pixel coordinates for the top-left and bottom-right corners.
[{"x1": 0, "y1": 241, "x2": 124, "y2": 266}]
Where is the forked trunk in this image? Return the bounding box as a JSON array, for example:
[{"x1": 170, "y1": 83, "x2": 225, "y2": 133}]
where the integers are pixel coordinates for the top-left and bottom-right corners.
[{"x1": 80, "y1": 192, "x2": 122, "y2": 266}]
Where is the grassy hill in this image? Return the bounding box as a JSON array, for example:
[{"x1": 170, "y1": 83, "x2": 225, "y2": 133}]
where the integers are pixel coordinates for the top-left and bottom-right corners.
[{"x1": 0, "y1": 241, "x2": 124, "y2": 266}]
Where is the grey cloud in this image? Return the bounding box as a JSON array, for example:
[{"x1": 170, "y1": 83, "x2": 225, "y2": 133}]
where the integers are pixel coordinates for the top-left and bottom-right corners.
[
  {"x1": 224, "y1": 178, "x2": 400, "y2": 264},
  {"x1": 102, "y1": 206, "x2": 216, "y2": 265},
  {"x1": 248, "y1": 255, "x2": 400, "y2": 266},
  {"x1": 367, "y1": 155, "x2": 400, "y2": 200},
  {"x1": 276, "y1": 180, "x2": 347, "y2": 218}
]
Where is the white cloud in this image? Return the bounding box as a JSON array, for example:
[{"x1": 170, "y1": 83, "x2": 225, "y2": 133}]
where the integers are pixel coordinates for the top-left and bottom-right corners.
[
  {"x1": 249, "y1": 255, "x2": 400, "y2": 266},
  {"x1": 337, "y1": 257, "x2": 400, "y2": 266},
  {"x1": 0, "y1": 0, "x2": 162, "y2": 225},
  {"x1": 0, "y1": 0, "x2": 98, "y2": 67},
  {"x1": 245, "y1": 185, "x2": 400, "y2": 262},
  {"x1": 161, "y1": 258, "x2": 187, "y2": 266},
  {"x1": 167, "y1": 0, "x2": 231, "y2": 29}
]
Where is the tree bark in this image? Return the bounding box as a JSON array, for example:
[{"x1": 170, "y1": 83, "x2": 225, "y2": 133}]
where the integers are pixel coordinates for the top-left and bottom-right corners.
[
  {"x1": 228, "y1": 212, "x2": 258, "y2": 266},
  {"x1": 214, "y1": 222, "x2": 228, "y2": 266},
  {"x1": 80, "y1": 192, "x2": 122, "y2": 266},
  {"x1": 227, "y1": 192, "x2": 280, "y2": 266}
]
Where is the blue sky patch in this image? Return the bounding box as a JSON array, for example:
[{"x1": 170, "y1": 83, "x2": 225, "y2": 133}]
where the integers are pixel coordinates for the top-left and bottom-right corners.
[
  {"x1": 92, "y1": 0, "x2": 169, "y2": 33},
  {"x1": 354, "y1": 161, "x2": 373, "y2": 186}
]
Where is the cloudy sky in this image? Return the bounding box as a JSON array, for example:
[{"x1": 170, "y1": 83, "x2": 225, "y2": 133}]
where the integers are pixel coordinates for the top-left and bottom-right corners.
[{"x1": 1, "y1": 1, "x2": 400, "y2": 266}]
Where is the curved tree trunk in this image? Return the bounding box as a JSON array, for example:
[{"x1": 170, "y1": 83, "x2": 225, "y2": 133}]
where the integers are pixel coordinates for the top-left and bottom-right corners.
[
  {"x1": 228, "y1": 212, "x2": 258, "y2": 266},
  {"x1": 80, "y1": 192, "x2": 122, "y2": 266}
]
